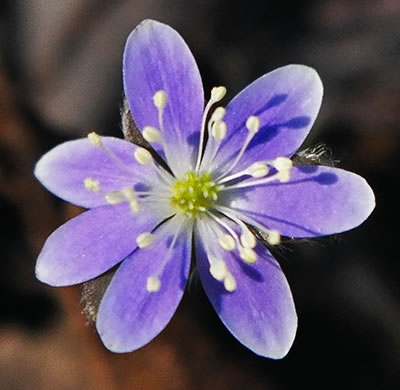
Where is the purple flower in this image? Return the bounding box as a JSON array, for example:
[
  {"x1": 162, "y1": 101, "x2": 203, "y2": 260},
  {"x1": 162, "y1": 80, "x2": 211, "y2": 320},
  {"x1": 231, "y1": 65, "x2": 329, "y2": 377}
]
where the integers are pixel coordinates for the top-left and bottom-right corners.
[{"x1": 34, "y1": 20, "x2": 375, "y2": 359}]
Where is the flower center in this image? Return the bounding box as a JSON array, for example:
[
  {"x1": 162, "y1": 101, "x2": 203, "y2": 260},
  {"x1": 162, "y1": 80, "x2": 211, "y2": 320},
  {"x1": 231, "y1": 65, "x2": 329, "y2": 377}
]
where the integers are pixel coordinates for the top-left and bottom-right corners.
[{"x1": 171, "y1": 172, "x2": 220, "y2": 217}]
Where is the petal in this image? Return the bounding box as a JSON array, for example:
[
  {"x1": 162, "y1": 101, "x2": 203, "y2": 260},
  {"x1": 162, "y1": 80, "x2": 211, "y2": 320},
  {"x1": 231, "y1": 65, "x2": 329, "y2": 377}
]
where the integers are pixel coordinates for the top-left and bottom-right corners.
[
  {"x1": 35, "y1": 137, "x2": 159, "y2": 208},
  {"x1": 227, "y1": 165, "x2": 375, "y2": 238},
  {"x1": 195, "y1": 226, "x2": 297, "y2": 359},
  {"x1": 123, "y1": 20, "x2": 204, "y2": 176},
  {"x1": 96, "y1": 217, "x2": 192, "y2": 353},
  {"x1": 204, "y1": 65, "x2": 323, "y2": 175},
  {"x1": 36, "y1": 203, "x2": 161, "y2": 286}
]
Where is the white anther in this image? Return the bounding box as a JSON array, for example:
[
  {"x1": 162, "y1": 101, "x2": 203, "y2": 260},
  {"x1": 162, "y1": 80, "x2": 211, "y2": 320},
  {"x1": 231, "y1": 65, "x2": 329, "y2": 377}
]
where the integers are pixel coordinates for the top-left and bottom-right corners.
[
  {"x1": 143, "y1": 126, "x2": 163, "y2": 143},
  {"x1": 84, "y1": 178, "x2": 101, "y2": 192},
  {"x1": 247, "y1": 162, "x2": 270, "y2": 178},
  {"x1": 211, "y1": 86, "x2": 227, "y2": 102},
  {"x1": 209, "y1": 260, "x2": 228, "y2": 281},
  {"x1": 122, "y1": 188, "x2": 136, "y2": 202},
  {"x1": 136, "y1": 232, "x2": 155, "y2": 249},
  {"x1": 134, "y1": 147, "x2": 153, "y2": 165},
  {"x1": 239, "y1": 247, "x2": 258, "y2": 264},
  {"x1": 153, "y1": 90, "x2": 168, "y2": 109},
  {"x1": 224, "y1": 273, "x2": 237, "y2": 292},
  {"x1": 240, "y1": 231, "x2": 256, "y2": 249},
  {"x1": 273, "y1": 157, "x2": 293, "y2": 171},
  {"x1": 188, "y1": 202, "x2": 194, "y2": 211},
  {"x1": 246, "y1": 116, "x2": 261, "y2": 133},
  {"x1": 266, "y1": 230, "x2": 281, "y2": 245},
  {"x1": 211, "y1": 120, "x2": 227, "y2": 141},
  {"x1": 147, "y1": 276, "x2": 161, "y2": 292},
  {"x1": 210, "y1": 106, "x2": 226, "y2": 122},
  {"x1": 105, "y1": 191, "x2": 125, "y2": 205},
  {"x1": 87, "y1": 132, "x2": 103, "y2": 147},
  {"x1": 219, "y1": 234, "x2": 236, "y2": 251},
  {"x1": 212, "y1": 193, "x2": 218, "y2": 201},
  {"x1": 129, "y1": 200, "x2": 140, "y2": 214},
  {"x1": 202, "y1": 189, "x2": 209, "y2": 198}
]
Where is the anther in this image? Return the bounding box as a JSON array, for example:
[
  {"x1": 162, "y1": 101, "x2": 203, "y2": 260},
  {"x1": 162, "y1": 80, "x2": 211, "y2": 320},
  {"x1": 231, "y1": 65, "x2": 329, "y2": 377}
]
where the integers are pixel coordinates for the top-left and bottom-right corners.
[
  {"x1": 87, "y1": 132, "x2": 103, "y2": 147},
  {"x1": 211, "y1": 120, "x2": 227, "y2": 141},
  {"x1": 210, "y1": 107, "x2": 226, "y2": 122},
  {"x1": 224, "y1": 273, "x2": 237, "y2": 292},
  {"x1": 209, "y1": 260, "x2": 228, "y2": 281},
  {"x1": 129, "y1": 200, "x2": 140, "y2": 214},
  {"x1": 153, "y1": 90, "x2": 168, "y2": 109},
  {"x1": 136, "y1": 232, "x2": 155, "y2": 249},
  {"x1": 105, "y1": 191, "x2": 126, "y2": 205},
  {"x1": 84, "y1": 178, "x2": 101, "y2": 192},
  {"x1": 146, "y1": 276, "x2": 161, "y2": 293},
  {"x1": 266, "y1": 230, "x2": 281, "y2": 245},
  {"x1": 240, "y1": 231, "x2": 256, "y2": 249},
  {"x1": 247, "y1": 162, "x2": 269, "y2": 178},
  {"x1": 134, "y1": 147, "x2": 153, "y2": 165},
  {"x1": 211, "y1": 86, "x2": 227, "y2": 102},
  {"x1": 239, "y1": 247, "x2": 258, "y2": 264},
  {"x1": 219, "y1": 234, "x2": 236, "y2": 251},
  {"x1": 246, "y1": 116, "x2": 261, "y2": 133},
  {"x1": 143, "y1": 126, "x2": 163, "y2": 143}
]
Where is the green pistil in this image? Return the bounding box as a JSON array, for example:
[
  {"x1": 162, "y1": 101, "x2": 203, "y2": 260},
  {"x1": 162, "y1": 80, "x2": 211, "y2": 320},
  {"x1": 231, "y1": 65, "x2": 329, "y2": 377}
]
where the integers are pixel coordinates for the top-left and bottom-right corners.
[{"x1": 171, "y1": 172, "x2": 220, "y2": 217}]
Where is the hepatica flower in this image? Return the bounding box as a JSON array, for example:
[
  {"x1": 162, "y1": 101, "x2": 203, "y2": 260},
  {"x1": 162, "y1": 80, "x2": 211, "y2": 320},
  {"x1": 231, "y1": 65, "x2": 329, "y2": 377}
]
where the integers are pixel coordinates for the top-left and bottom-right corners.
[{"x1": 35, "y1": 20, "x2": 375, "y2": 358}]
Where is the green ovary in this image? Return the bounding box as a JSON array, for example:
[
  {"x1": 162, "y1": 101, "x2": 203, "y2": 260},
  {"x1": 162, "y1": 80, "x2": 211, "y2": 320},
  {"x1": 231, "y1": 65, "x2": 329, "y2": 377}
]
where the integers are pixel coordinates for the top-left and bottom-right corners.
[{"x1": 171, "y1": 172, "x2": 220, "y2": 217}]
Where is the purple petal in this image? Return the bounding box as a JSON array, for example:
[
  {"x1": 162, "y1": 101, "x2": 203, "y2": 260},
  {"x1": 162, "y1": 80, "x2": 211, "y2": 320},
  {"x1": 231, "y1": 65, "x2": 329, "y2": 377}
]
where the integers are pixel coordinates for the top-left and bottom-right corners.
[
  {"x1": 96, "y1": 217, "x2": 192, "y2": 353},
  {"x1": 196, "y1": 231, "x2": 297, "y2": 359},
  {"x1": 204, "y1": 65, "x2": 323, "y2": 175},
  {"x1": 227, "y1": 166, "x2": 375, "y2": 238},
  {"x1": 36, "y1": 203, "x2": 161, "y2": 286},
  {"x1": 123, "y1": 20, "x2": 204, "y2": 175},
  {"x1": 35, "y1": 137, "x2": 158, "y2": 208}
]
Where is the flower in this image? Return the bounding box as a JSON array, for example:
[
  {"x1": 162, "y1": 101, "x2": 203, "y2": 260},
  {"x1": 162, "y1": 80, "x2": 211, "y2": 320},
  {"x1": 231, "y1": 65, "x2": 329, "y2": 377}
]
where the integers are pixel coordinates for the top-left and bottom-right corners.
[{"x1": 34, "y1": 19, "x2": 375, "y2": 359}]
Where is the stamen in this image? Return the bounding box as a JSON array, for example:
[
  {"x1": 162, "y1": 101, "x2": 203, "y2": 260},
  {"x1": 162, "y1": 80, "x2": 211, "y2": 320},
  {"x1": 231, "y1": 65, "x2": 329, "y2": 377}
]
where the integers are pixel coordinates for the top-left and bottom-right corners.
[
  {"x1": 146, "y1": 276, "x2": 161, "y2": 293},
  {"x1": 273, "y1": 157, "x2": 293, "y2": 183},
  {"x1": 211, "y1": 120, "x2": 227, "y2": 141},
  {"x1": 223, "y1": 273, "x2": 237, "y2": 292},
  {"x1": 136, "y1": 232, "x2": 155, "y2": 249},
  {"x1": 105, "y1": 191, "x2": 126, "y2": 205},
  {"x1": 215, "y1": 115, "x2": 261, "y2": 181},
  {"x1": 239, "y1": 247, "x2": 258, "y2": 264},
  {"x1": 195, "y1": 86, "x2": 227, "y2": 171},
  {"x1": 134, "y1": 147, "x2": 153, "y2": 165},
  {"x1": 153, "y1": 90, "x2": 168, "y2": 109},
  {"x1": 209, "y1": 259, "x2": 228, "y2": 281},
  {"x1": 210, "y1": 106, "x2": 226, "y2": 122},
  {"x1": 266, "y1": 230, "x2": 281, "y2": 245},
  {"x1": 143, "y1": 126, "x2": 163, "y2": 143},
  {"x1": 87, "y1": 132, "x2": 103, "y2": 147},
  {"x1": 218, "y1": 234, "x2": 236, "y2": 251},
  {"x1": 211, "y1": 86, "x2": 227, "y2": 102},
  {"x1": 247, "y1": 162, "x2": 269, "y2": 178},
  {"x1": 84, "y1": 178, "x2": 101, "y2": 192},
  {"x1": 240, "y1": 230, "x2": 256, "y2": 249}
]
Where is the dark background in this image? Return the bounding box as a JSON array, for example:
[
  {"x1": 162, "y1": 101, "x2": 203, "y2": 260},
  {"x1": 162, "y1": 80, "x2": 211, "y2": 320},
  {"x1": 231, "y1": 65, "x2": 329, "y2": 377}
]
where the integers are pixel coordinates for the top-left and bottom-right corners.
[{"x1": 0, "y1": 1, "x2": 398, "y2": 389}]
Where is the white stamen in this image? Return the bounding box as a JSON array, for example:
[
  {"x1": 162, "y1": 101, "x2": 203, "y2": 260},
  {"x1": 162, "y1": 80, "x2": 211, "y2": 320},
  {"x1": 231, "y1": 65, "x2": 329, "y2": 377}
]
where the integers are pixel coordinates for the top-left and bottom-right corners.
[
  {"x1": 136, "y1": 232, "x2": 155, "y2": 249},
  {"x1": 224, "y1": 273, "x2": 237, "y2": 292},
  {"x1": 87, "y1": 132, "x2": 103, "y2": 147},
  {"x1": 211, "y1": 86, "x2": 227, "y2": 102},
  {"x1": 105, "y1": 191, "x2": 125, "y2": 205},
  {"x1": 147, "y1": 276, "x2": 161, "y2": 292},
  {"x1": 143, "y1": 126, "x2": 163, "y2": 143},
  {"x1": 134, "y1": 147, "x2": 153, "y2": 165},
  {"x1": 153, "y1": 90, "x2": 168, "y2": 109},
  {"x1": 240, "y1": 231, "x2": 256, "y2": 249},
  {"x1": 239, "y1": 247, "x2": 258, "y2": 264},
  {"x1": 273, "y1": 157, "x2": 293, "y2": 171},
  {"x1": 246, "y1": 116, "x2": 261, "y2": 133},
  {"x1": 84, "y1": 178, "x2": 101, "y2": 192},
  {"x1": 218, "y1": 234, "x2": 236, "y2": 251},
  {"x1": 129, "y1": 200, "x2": 140, "y2": 214},
  {"x1": 211, "y1": 120, "x2": 227, "y2": 141},
  {"x1": 122, "y1": 188, "x2": 136, "y2": 201},
  {"x1": 247, "y1": 162, "x2": 269, "y2": 178},
  {"x1": 210, "y1": 106, "x2": 226, "y2": 122},
  {"x1": 266, "y1": 230, "x2": 281, "y2": 245},
  {"x1": 209, "y1": 260, "x2": 228, "y2": 281}
]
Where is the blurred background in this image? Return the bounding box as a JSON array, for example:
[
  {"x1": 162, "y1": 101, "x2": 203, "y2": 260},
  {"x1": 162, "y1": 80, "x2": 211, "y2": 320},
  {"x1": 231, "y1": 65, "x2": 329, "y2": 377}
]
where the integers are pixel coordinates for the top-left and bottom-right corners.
[{"x1": 0, "y1": 0, "x2": 399, "y2": 389}]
